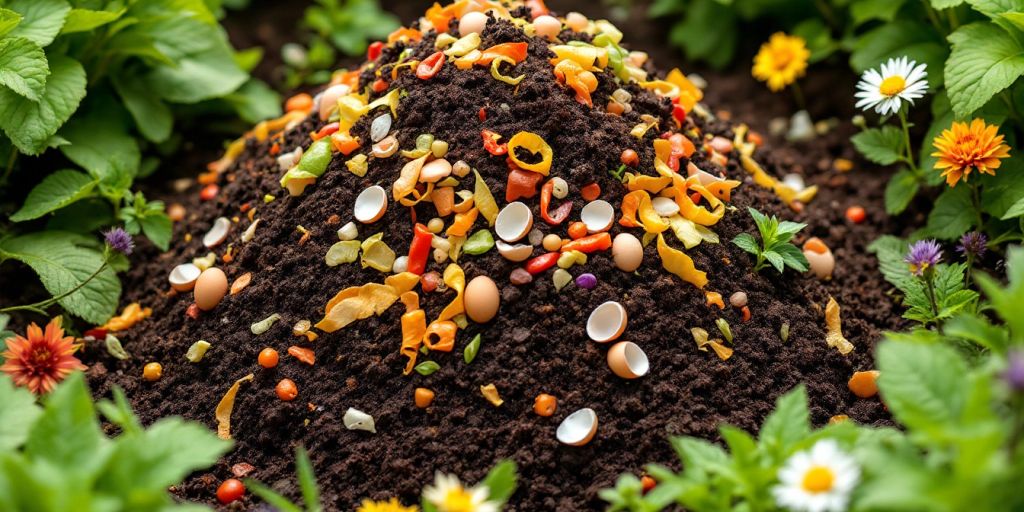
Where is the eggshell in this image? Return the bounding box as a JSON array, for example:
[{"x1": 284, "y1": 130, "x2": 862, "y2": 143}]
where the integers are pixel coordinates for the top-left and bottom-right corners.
[
  {"x1": 495, "y1": 201, "x2": 533, "y2": 242},
  {"x1": 459, "y1": 11, "x2": 488, "y2": 35},
  {"x1": 587, "y1": 301, "x2": 627, "y2": 343},
  {"x1": 651, "y1": 196, "x2": 680, "y2": 217},
  {"x1": 804, "y1": 249, "x2": 835, "y2": 280},
  {"x1": 556, "y1": 408, "x2": 598, "y2": 446},
  {"x1": 419, "y1": 158, "x2": 452, "y2": 183},
  {"x1": 354, "y1": 185, "x2": 388, "y2": 224},
  {"x1": 607, "y1": 341, "x2": 649, "y2": 379},
  {"x1": 495, "y1": 240, "x2": 534, "y2": 262},
  {"x1": 464, "y1": 276, "x2": 500, "y2": 323},
  {"x1": 532, "y1": 15, "x2": 561, "y2": 40},
  {"x1": 580, "y1": 200, "x2": 614, "y2": 233},
  {"x1": 318, "y1": 84, "x2": 351, "y2": 121},
  {"x1": 202, "y1": 217, "x2": 231, "y2": 248},
  {"x1": 194, "y1": 267, "x2": 228, "y2": 311},
  {"x1": 169, "y1": 263, "x2": 201, "y2": 292},
  {"x1": 612, "y1": 233, "x2": 643, "y2": 272}
]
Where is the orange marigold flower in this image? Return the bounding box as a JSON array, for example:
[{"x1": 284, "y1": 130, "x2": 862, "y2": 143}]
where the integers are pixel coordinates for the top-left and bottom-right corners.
[
  {"x1": 931, "y1": 118, "x2": 1012, "y2": 187},
  {"x1": 1, "y1": 317, "x2": 86, "y2": 394}
]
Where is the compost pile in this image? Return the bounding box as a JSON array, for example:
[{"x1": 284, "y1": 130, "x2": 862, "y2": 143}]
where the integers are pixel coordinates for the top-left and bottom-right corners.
[{"x1": 87, "y1": 1, "x2": 896, "y2": 509}]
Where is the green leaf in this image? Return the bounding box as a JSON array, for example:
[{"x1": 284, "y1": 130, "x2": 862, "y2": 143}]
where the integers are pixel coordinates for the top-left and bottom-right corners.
[
  {"x1": 1002, "y1": 195, "x2": 1024, "y2": 219},
  {"x1": 9, "y1": 169, "x2": 96, "y2": 222},
  {"x1": 792, "y1": 18, "x2": 838, "y2": 62},
  {"x1": 925, "y1": 186, "x2": 973, "y2": 240},
  {"x1": 295, "y1": 446, "x2": 322, "y2": 512},
  {"x1": 731, "y1": 233, "x2": 759, "y2": 255},
  {"x1": 97, "y1": 386, "x2": 143, "y2": 436},
  {"x1": 759, "y1": 385, "x2": 810, "y2": 457},
  {"x1": 0, "y1": 8, "x2": 23, "y2": 37},
  {"x1": 0, "y1": 36, "x2": 48, "y2": 101},
  {"x1": 25, "y1": 372, "x2": 107, "y2": 470},
  {"x1": 59, "y1": 101, "x2": 140, "y2": 193},
  {"x1": 481, "y1": 460, "x2": 518, "y2": 504},
  {"x1": 0, "y1": 374, "x2": 42, "y2": 451},
  {"x1": 946, "y1": 22, "x2": 1024, "y2": 118},
  {"x1": 60, "y1": 7, "x2": 124, "y2": 34},
  {"x1": 932, "y1": 0, "x2": 965, "y2": 6},
  {"x1": 980, "y1": 158, "x2": 1024, "y2": 218},
  {"x1": 0, "y1": 231, "x2": 120, "y2": 324},
  {"x1": 850, "y1": 20, "x2": 947, "y2": 88},
  {"x1": 876, "y1": 339, "x2": 969, "y2": 435},
  {"x1": 774, "y1": 243, "x2": 809, "y2": 272},
  {"x1": 852, "y1": 126, "x2": 905, "y2": 165},
  {"x1": 667, "y1": 0, "x2": 737, "y2": 69},
  {"x1": 869, "y1": 235, "x2": 913, "y2": 288},
  {"x1": 463, "y1": 334, "x2": 481, "y2": 364},
  {"x1": 851, "y1": 0, "x2": 908, "y2": 26},
  {"x1": 46, "y1": 198, "x2": 114, "y2": 233},
  {"x1": 0, "y1": 55, "x2": 86, "y2": 155},
  {"x1": 975, "y1": 246, "x2": 1024, "y2": 336},
  {"x1": 944, "y1": 313, "x2": 1009, "y2": 353},
  {"x1": 414, "y1": 361, "x2": 440, "y2": 376},
  {"x1": 244, "y1": 479, "x2": 302, "y2": 512},
  {"x1": 967, "y1": 0, "x2": 1024, "y2": 16},
  {"x1": 222, "y1": 78, "x2": 282, "y2": 123},
  {"x1": 6, "y1": 0, "x2": 70, "y2": 46},
  {"x1": 146, "y1": 44, "x2": 248, "y2": 103},
  {"x1": 139, "y1": 212, "x2": 172, "y2": 251},
  {"x1": 885, "y1": 169, "x2": 920, "y2": 214},
  {"x1": 112, "y1": 72, "x2": 173, "y2": 143}
]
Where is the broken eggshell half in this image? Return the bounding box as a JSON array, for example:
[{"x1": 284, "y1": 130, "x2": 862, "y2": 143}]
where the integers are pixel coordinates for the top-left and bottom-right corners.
[
  {"x1": 586, "y1": 301, "x2": 628, "y2": 343},
  {"x1": 556, "y1": 407, "x2": 598, "y2": 446},
  {"x1": 495, "y1": 201, "x2": 534, "y2": 243},
  {"x1": 354, "y1": 185, "x2": 388, "y2": 224}
]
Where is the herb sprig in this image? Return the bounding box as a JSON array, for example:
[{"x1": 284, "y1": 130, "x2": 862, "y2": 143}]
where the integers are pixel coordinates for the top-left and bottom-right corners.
[{"x1": 732, "y1": 207, "x2": 808, "y2": 274}]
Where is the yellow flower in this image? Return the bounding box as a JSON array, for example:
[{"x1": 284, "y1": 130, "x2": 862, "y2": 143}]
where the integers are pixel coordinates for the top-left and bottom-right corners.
[
  {"x1": 356, "y1": 497, "x2": 419, "y2": 512},
  {"x1": 931, "y1": 118, "x2": 1011, "y2": 187},
  {"x1": 752, "y1": 33, "x2": 809, "y2": 92},
  {"x1": 422, "y1": 473, "x2": 499, "y2": 512}
]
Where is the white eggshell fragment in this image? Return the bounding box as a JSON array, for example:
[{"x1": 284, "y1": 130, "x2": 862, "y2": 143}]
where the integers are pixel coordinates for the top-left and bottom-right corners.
[
  {"x1": 193, "y1": 267, "x2": 228, "y2": 311},
  {"x1": 532, "y1": 15, "x2": 561, "y2": 40},
  {"x1": 556, "y1": 408, "x2": 598, "y2": 446},
  {"x1": 587, "y1": 301, "x2": 628, "y2": 343},
  {"x1": 495, "y1": 240, "x2": 534, "y2": 262},
  {"x1": 202, "y1": 217, "x2": 231, "y2": 248},
  {"x1": 354, "y1": 185, "x2": 388, "y2": 224},
  {"x1": 459, "y1": 11, "x2": 488, "y2": 35},
  {"x1": 607, "y1": 341, "x2": 649, "y2": 379},
  {"x1": 343, "y1": 407, "x2": 377, "y2": 433},
  {"x1": 651, "y1": 196, "x2": 680, "y2": 217},
  {"x1": 318, "y1": 84, "x2": 351, "y2": 120},
  {"x1": 495, "y1": 201, "x2": 533, "y2": 242},
  {"x1": 464, "y1": 276, "x2": 500, "y2": 323},
  {"x1": 805, "y1": 249, "x2": 835, "y2": 280},
  {"x1": 611, "y1": 233, "x2": 643, "y2": 272},
  {"x1": 169, "y1": 263, "x2": 201, "y2": 292},
  {"x1": 419, "y1": 158, "x2": 453, "y2": 183},
  {"x1": 580, "y1": 200, "x2": 614, "y2": 233}
]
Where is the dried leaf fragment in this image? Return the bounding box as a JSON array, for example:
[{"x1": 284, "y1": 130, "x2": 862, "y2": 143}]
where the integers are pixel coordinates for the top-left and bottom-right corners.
[
  {"x1": 825, "y1": 295, "x2": 854, "y2": 355},
  {"x1": 480, "y1": 383, "x2": 503, "y2": 406},
  {"x1": 216, "y1": 373, "x2": 255, "y2": 440}
]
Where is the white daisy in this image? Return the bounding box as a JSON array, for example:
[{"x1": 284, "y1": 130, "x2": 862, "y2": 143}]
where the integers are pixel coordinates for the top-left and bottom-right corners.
[
  {"x1": 422, "y1": 472, "x2": 500, "y2": 512},
  {"x1": 772, "y1": 440, "x2": 860, "y2": 512},
  {"x1": 854, "y1": 56, "x2": 928, "y2": 116}
]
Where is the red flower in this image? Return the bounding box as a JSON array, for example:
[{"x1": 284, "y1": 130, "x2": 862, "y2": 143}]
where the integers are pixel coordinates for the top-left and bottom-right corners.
[{"x1": 1, "y1": 318, "x2": 86, "y2": 394}]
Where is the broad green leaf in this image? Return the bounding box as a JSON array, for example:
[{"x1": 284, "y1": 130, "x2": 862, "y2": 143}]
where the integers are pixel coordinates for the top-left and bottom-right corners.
[
  {"x1": 481, "y1": 460, "x2": 518, "y2": 504},
  {"x1": 0, "y1": 231, "x2": 121, "y2": 324},
  {"x1": 112, "y1": 72, "x2": 173, "y2": 143},
  {"x1": 851, "y1": 126, "x2": 905, "y2": 165},
  {"x1": 0, "y1": 36, "x2": 48, "y2": 101},
  {"x1": 774, "y1": 242, "x2": 809, "y2": 272},
  {"x1": 876, "y1": 339, "x2": 968, "y2": 434},
  {"x1": 145, "y1": 44, "x2": 248, "y2": 103},
  {"x1": 850, "y1": 20, "x2": 947, "y2": 87},
  {"x1": 868, "y1": 235, "x2": 913, "y2": 288},
  {"x1": 885, "y1": 169, "x2": 920, "y2": 214},
  {"x1": 1002, "y1": 195, "x2": 1024, "y2": 219},
  {"x1": 58, "y1": 100, "x2": 140, "y2": 193},
  {"x1": 668, "y1": 0, "x2": 737, "y2": 69},
  {"x1": 245, "y1": 479, "x2": 302, "y2": 512},
  {"x1": 6, "y1": 0, "x2": 70, "y2": 46},
  {"x1": 0, "y1": 8, "x2": 23, "y2": 37},
  {"x1": 759, "y1": 385, "x2": 809, "y2": 456},
  {"x1": 10, "y1": 169, "x2": 96, "y2": 221},
  {"x1": 944, "y1": 314, "x2": 1009, "y2": 353},
  {"x1": 139, "y1": 210, "x2": 172, "y2": 250},
  {"x1": 946, "y1": 22, "x2": 1024, "y2": 118},
  {"x1": 966, "y1": 0, "x2": 1024, "y2": 16},
  {"x1": 732, "y1": 233, "x2": 759, "y2": 255},
  {"x1": 925, "y1": 186, "x2": 973, "y2": 239},
  {"x1": 851, "y1": 0, "x2": 908, "y2": 26},
  {"x1": 931, "y1": 0, "x2": 964, "y2": 7},
  {"x1": 25, "y1": 372, "x2": 108, "y2": 470},
  {"x1": 0, "y1": 55, "x2": 86, "y2": 155},
  {"x1": 46, "y1": 198, "x2": 114, "y2": 233},
  {"x1": 0, "y1": 374, "x2": 42, "y2": 451},
  {"x1": 60, "y1": 7, "x2": 124, "y2": 34},
  {"x1": 979, "y1": 158, "x2": 1024, "y2": 218},
  {"x1": 463, "y1": 333, "x2": 481, "y2": 364},
  {"x1": 792, "y1": 18, "x2": 838, "y2": 62},
  {"x1": 222, "y1": 78, "x2": 282, "y2": 123},
  {"x1": 975, "y1": 246, "x2": 1024, "y2": 336}
]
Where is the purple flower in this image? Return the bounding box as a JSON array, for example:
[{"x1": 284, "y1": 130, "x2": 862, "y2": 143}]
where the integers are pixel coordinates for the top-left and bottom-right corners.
[
  {"x1": 575, "y1": 273, "x2": 598, "y2": 289},
  {"x1": 1006, "y1": 351, "x2": 1024, "y2": 392},
  {"x1": 904, "y1": 239, "x2": 942, "y2": 276},
  {"x1": 103, "y1": 227, "x2": 134, "y2": 255},
  {"x1": 956, "y1": 231, "x2": 987, "y2": 259}
]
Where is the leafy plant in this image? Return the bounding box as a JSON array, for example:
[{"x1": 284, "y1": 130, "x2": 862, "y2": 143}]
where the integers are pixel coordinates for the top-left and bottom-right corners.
[
  {"x1": 246, "y1": 446, "x2": 323, "y2": 512},
  {"x1": 732, "y1": 207, "x2": 809, "y2": 274},
  {"x1": 0, "y1": 372, "x2": 230, "y2": 511},
  {"x1": 0, "y1": 0, "x2": 279, "y2": 325}
]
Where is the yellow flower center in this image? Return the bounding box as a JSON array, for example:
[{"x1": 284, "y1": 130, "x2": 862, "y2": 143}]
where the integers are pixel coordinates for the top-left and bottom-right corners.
[
  {"x1": 442, "y1": 488, "x2": 476, "y2": 512},
  {"x1": 801, "y1": 466, "x2": 835, "y2": 493},
  {"x1": 879, "y1": 76, "x2": 906, "y2": 97}
]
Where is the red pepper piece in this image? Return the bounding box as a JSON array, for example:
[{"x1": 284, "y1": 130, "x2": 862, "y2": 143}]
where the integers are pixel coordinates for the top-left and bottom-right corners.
[
  {"x1": 311, "y1": 122, "x2": 339, "y2": 141},
  {"x1": 524, "y1": 252, "x2": 560, "y2": 274},
  {"x1": 416, "y1": 51, "x2": 445, "y2": 80},
  {"x1": 559, "y1": 232, "x2": 611, "y2": 253},
  {"x1": 672, "y1": 104, "x2": 686, "y2": 126},
  {"x1": 406, "y1": 223, "x2": 434, "y2": 275},
  {"x1": 506, "y1": 168, "x2": 543, "y2": 202},
  {"x1": 367, "y1": 41, "x2": 384, "y2": 61},
  {"x1": 372, "y1": 78, "x2": 388, "y2": 93},
  {"x1": 526, "y1": 0, "x2": 550, "y2": 18},
  {"x1": 478, "y1": 107, "x2": 487, "y2": 121},
  {"x1": 539, "y1": 180, "x2": 571, "y2": 225},
  {"x1": 481, "y1": 129, "x2": 508, "y2": 155},
  {"x1": 200, "y1": 184, "x2": 218, "y2": 201},
  {"x1": 84, "y1": 328, "x2": 107, "y2": 340}
]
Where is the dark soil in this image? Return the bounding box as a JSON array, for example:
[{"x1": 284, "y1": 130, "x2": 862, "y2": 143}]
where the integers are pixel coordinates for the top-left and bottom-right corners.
[{"x1": 72, "y1": 2, "x2": 904, "y2": 511}]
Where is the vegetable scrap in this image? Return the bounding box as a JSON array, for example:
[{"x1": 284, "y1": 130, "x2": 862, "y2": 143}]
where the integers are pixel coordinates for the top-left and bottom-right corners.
[
  {"x1": 100, "y1": 303, "x2": 152, "y2": 332},
  {"x1": 216, "y1": 373, "x2": 255, "y2": 439},
  {"x1": 824, "y1": 296, "x2": 854, "y2": 355}
]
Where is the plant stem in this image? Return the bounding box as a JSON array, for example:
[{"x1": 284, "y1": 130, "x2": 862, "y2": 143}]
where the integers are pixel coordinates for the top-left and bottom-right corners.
[
  {"x1": 1, "y1": 150, "x2": 16, "y2": 185},
  {"x1": 922, "y1": 0, "x2": 947, "y2": 34},
  {"x1": 970, "y1": 183, "x2": 985, "y2": 229},
  {"x1": 790, "y1": 82, "x2": 807, "y2": 113},
  {"x1": 0, "y1": 259, "x2": 110, "y2": 317},
  {"x1": 898, "y1": 109, "x2": 920, "y2": 177},
  {"x1": 924, "y1": 273, "x2": 940, "y2": 325},
  {"x1": 964, "y1": 253, "x2": 975, "y2": 287}
]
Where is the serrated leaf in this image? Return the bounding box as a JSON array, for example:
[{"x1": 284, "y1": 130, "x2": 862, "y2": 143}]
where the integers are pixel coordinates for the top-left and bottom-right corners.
[
  {"x1": 966, "y1": 0, "x2": 1024, "y2": 16},
  {"x1": 975, "y1": 246, "x2": 1024, "y2": 336},
  {"x1": 980, "y1": 158, "x2": 1024, "y2": 218},
  {"x1": 481, "y1": 460, "x2": 518, "y2": 504},
  {"x1": 759, "y1": 385, "x2": 809, "y2": 456},
  {"x1": 139, "y1": 212, "x2": 172, "y2": 250},
  {"x1": 0, "y1": 55, "x2": 86, "y2": 155},
  {"x1": 0, "y1": 232, "x2": 121, "y2": 324},
  {"x1": 0, "y1": 36, "x2": 48, "y2": 101},
  {"x1": 885, "y1": 169, "x2": 920, "y2": 214},
  {"x1": 46, "y1": 198, "x2": 114, "y2": 233},
  {"x1": 732, "y1": 233, "x2": 759, "y2": 255},
  {"x1": 0, "y1": 375, "x2": 42, "y2": 451},
  {"x1": 932, "y1": 0, "x2": 964, "y2": 6},
  {"x1": 925, "y1": 186, "x2": 973, "y2": 240},
  {"x1": 946, "y1": 22, "x2": 1024, "y2": 118},
  {"x1": 58, "y1": 99, "x2": 140, "y2": 193},
  {"x1": 25, "y1": 372, "x2": 107, "y2": 470},
  {"x1": 9, "y1": 169, "x2": 96, "y2": 221},
  {"x1": 60, "y1": 7, "x2": 124, "y2": 34},
  {"x1": 764, "y1": 250, "x2": 785, "y2": 273},
  {"x1": 877, "y1": 339, "x2": 968, "y2": 436},
  {"x1": 112, "y1": 72, "x2": 173, "y2": 143},
  {"x1": 6, "y1": 0, "x2": 70, "y2": 46},
  {"x1": 774, "y1": 243, "x2": 810, "y2": 272},
  {"x1": 852, "y1": 126, "x2": 905, "y2": 165},
  {"x1": 0, "y1": 8, "x2": 23, "y2": 37}
]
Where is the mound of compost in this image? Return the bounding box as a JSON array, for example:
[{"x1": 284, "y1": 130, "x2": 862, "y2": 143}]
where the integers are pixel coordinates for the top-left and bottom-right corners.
[{"x1": 84, "y1": 3, "x2": 899, "y2": 509}]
